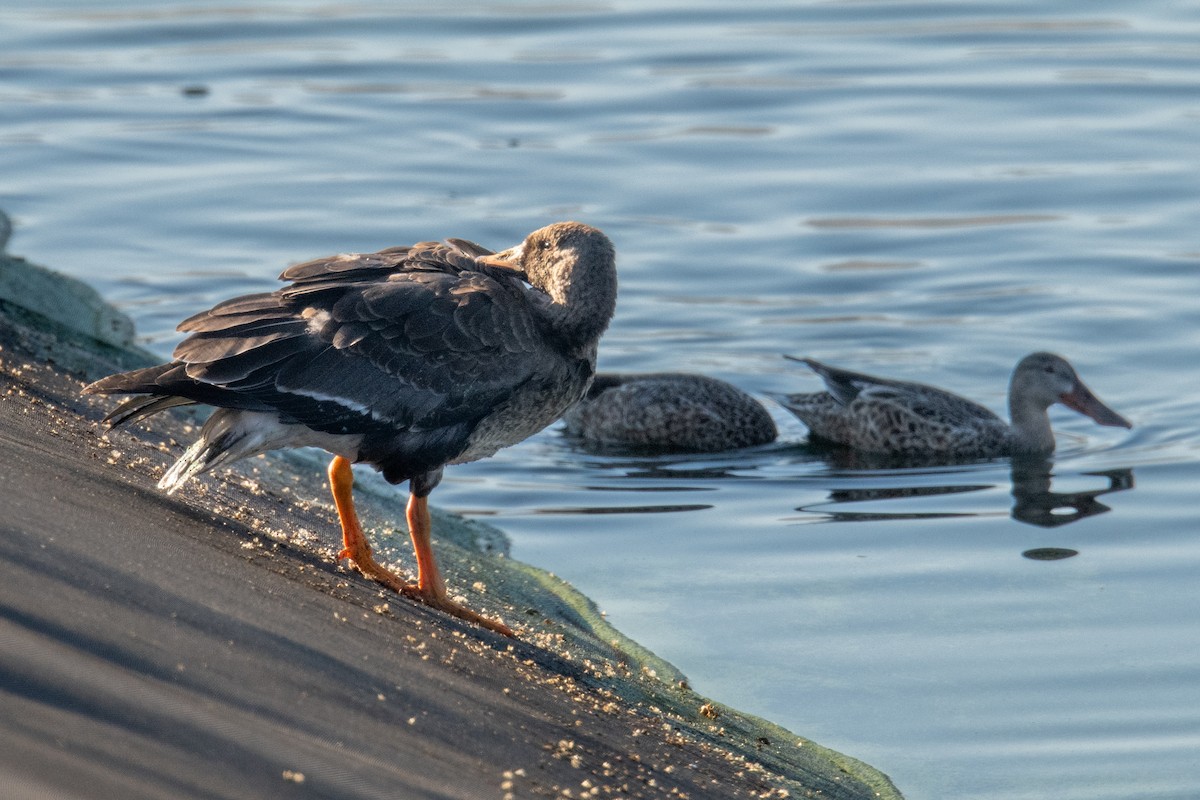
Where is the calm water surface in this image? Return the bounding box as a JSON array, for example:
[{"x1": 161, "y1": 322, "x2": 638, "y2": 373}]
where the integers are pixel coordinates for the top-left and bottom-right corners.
[{"x1": 4, "y1": 2, "x2": 1199, "y2": 798}]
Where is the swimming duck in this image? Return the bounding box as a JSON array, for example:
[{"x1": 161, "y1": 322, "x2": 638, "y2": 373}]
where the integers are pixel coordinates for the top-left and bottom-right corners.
[
  {"x1": 561, "y1": 372, "x2": 777, "y2": 452},
  {"x1": 774, "y1": 352, "x2": 1130, "y2": 457},
  {"x1": 85, "y1": 221, "x2": 618, "y2": 636}
]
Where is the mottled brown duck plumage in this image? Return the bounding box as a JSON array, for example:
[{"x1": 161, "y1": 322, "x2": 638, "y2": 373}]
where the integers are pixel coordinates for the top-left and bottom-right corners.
[
  {"x1": 774, "y1": 353, "x2": 1130, "y2": 457},
  {"x1": 562, "y1": 372, "x2": 777, "y2": 452}
]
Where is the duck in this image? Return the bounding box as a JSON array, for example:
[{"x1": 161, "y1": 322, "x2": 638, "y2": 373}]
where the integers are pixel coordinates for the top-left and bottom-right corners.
[
  {"x1": 85, "y1": 221, "x2": 618, "y2": 636},
  {"x1": 561, "y1": 372, "x2": 777, "y2": 452},
  {"x1": 774, "y1": 352, "x2": 1130, "y2": 457}
]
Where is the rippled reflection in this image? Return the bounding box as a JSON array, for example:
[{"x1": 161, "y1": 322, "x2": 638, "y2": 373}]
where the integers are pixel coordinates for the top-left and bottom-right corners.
[
  {"x1": 790, "y1": 450, "x2": 1135, "y2": 529},
  {"x1": 537, "y1": 503, "x2": 713, "y2": 515},
  {"x1": 1009, "y1": 459, "x2": 1135, "y2": 528},
  {"x1": 795, "y1": 481, "x2": 993, "y2": 522},
  {"x1": 537, "y1": 433, "x2": 1139, "y2": 532}
]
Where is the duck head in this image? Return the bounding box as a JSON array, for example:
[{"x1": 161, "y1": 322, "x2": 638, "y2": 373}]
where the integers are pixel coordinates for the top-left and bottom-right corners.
[{"x1": 1011, "y1": 352, "x2": 1131, "y2": 429}]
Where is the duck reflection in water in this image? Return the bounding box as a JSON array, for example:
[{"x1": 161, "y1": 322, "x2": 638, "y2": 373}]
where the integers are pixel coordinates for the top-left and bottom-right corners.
[
  {"x1": 1009, "y1": 458, "x2": 1134, "y2": 528},
  {"x1": 796, "y1": 458, "x2": 1134, "y2": 530}
]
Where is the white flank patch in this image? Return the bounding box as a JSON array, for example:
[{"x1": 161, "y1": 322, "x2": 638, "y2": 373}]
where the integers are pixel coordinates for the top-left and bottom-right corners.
[{"x1": 284, "y1": 385, "x2": 389, "y2": 423}]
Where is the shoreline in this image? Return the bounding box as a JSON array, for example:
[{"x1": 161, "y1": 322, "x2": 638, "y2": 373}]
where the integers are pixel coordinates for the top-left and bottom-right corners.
[{"x1": 0, "y1": 234, "x2": 902, "y2": 800}]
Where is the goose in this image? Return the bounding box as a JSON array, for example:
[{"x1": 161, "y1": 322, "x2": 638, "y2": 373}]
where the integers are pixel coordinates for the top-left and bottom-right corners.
[{"x1": 86, "y1": 221, "x2": 618, "y2": 636}]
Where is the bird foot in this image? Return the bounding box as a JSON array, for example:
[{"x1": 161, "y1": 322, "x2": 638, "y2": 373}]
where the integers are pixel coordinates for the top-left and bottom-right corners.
[
  {"x1": 399, "y1": 585, "x2": 516, "y2": 638},
  {"x1": 341, "y1": 549, "x2": 514, "y2": 637}
]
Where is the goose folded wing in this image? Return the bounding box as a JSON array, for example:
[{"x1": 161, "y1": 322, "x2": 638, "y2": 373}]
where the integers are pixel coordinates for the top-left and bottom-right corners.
[
  {"x1": 278, "y1": 240, "x2": 483, "y2": 285},
  {"x1": 172, "y1": 268, "x2": 545, "y2": 437}
]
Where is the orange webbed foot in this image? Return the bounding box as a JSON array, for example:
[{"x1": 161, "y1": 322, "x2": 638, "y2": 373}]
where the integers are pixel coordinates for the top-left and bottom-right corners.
[
  {"x1": 327, "y1": 456, "x2": 514, "y2": 637},
  {"x1": 348, "y1": 553, "x2": 514, "y2": 636},
  {"x1": 399, "y1": 584, "x2": 516, "y2": 637}
]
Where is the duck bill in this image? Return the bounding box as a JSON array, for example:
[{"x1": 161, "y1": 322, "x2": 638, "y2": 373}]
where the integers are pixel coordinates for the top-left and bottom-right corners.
[{"x1": 1060, "y1": 381, "x2": 1132, "y2": 429}]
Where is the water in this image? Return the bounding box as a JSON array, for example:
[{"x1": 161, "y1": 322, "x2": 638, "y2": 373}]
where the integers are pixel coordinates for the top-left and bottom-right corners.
[{"x1": 4, "y1": 2, "x2": 1200, "y2": 797}]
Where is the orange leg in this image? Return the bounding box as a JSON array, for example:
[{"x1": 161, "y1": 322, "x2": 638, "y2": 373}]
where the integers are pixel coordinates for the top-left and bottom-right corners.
[
  {"x1": 327, "y1": 456, "x2": 513, "y2": 637},
  {"x1": 328, "y1": 456, "x2": 406, "y2": 594}
]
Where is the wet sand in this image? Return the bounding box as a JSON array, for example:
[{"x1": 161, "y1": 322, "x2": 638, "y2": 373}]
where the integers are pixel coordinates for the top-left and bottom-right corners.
[{"x1": 0, "y1": 244, "x2": 901, "y2": 800}]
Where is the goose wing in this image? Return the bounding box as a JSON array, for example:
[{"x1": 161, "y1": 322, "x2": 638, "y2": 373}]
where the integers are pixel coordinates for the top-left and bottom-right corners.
[{"x1": 168, "y1": 241, "x2": 550, "y2": 437}]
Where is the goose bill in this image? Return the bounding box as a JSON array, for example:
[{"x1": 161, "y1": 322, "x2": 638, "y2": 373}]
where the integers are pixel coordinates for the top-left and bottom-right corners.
[{"x1": 476, "y1": 243, "x2": 524, "y2": 270}]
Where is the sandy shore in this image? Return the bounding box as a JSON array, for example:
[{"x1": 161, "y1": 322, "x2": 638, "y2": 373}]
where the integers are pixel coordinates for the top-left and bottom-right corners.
[{"x1": 0, "y1": 237, "x2": 901, "y2": 800}]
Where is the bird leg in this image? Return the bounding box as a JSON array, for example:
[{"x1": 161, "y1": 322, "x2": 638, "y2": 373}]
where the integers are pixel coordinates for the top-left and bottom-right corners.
[
  {"x1": 404, "y1": 493, "x2": 514, "y2": 637},
  {"x1": 328, "y1": 456, "x2": 407, "y2": 594},
  {"x1": 327, "y1": 456, "x2": 513, "y2": 637}
]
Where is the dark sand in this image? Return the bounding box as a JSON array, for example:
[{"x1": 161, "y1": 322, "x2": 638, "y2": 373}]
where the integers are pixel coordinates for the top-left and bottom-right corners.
[{"x1": 0, "y1": 246, "x2": 901, "y2": 800}]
